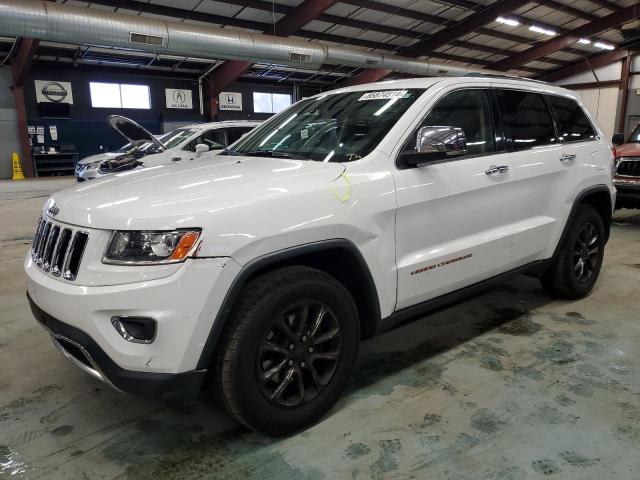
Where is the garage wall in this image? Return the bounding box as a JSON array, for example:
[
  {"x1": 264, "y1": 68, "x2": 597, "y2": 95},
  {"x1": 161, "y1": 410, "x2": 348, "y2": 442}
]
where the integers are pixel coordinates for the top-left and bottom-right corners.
[
  {"x1": 23, "y1": 63, "x2": 204, "y2": 161},
  {"x1": 0, "y1": 67, "x2": 20, "y2": 179},
  {"x1": 625, "y1": 72, "x2": 640, "y2": 137},
  {"x1": 572, "y1": 86, "x2": 619, "y2": 141},
  {"x1": 556, "y1": 61, "x2": 622, "y2": 141}
]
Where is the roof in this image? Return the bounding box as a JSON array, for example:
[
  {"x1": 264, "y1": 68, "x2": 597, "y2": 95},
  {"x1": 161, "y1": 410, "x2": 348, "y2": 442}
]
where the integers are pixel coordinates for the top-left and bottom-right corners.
[{"x1": 316, "y1": 75, "x2": 580, "y2": 98}]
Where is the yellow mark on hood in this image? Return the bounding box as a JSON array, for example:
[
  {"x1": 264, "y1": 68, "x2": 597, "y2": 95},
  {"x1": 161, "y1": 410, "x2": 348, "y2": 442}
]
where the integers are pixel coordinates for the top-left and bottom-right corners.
[{"x1": 330, "y1": 172, "x2": 352, "y2": 203}]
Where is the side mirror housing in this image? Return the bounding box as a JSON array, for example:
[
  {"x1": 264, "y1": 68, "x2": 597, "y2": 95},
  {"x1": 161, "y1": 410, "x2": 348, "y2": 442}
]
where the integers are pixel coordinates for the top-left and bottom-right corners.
[
  {"x1": 194, "y1": 143, "x2": 209, "y2": 157},
  {"x1": 398, "y1": 126, "x2": 467, "y2": 168},
  {"x1": 612, "y1": 133, "x2": 625, "y2": 146}
]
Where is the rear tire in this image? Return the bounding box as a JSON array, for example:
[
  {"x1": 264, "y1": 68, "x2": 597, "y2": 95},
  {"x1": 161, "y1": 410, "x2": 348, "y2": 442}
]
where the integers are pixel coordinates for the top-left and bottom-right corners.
[
  {"x1": 541, "y1": 205, "x2": 605, "y2": 299},
  {"x1": 214, "y1": 265, "x2": 359, "y2": 436}
]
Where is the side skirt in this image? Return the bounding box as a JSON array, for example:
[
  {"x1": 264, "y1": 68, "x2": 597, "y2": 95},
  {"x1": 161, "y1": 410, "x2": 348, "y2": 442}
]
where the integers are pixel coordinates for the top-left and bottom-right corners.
[{"x1": 376, "y1": 259, "x2": 548, "y2": 336}]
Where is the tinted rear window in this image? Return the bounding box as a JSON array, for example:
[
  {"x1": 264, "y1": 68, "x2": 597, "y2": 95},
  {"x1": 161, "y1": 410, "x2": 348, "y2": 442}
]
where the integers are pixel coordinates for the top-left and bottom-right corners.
[
  {"x1": 499, "y1": 90, "x2": 556, "y2": 151},
  {"x1": 547, "y1": 95, "x2": 597, "y2": 143}
]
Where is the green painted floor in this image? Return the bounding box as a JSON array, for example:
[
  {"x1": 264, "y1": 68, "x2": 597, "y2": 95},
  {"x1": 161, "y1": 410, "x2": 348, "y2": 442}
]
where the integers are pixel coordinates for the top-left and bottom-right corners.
[{"x1": 1, "y1": 178, "x2": 639, "y2": 479}]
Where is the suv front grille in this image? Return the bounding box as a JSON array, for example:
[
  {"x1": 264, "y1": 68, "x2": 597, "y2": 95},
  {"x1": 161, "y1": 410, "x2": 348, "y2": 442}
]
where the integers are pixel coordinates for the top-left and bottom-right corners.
[
  {"x1": 31, "y1": 217, "x2": 89, "y2": 281},
  {"x1": 616, "y1": 157, "x2": 640, "y2": 177}
]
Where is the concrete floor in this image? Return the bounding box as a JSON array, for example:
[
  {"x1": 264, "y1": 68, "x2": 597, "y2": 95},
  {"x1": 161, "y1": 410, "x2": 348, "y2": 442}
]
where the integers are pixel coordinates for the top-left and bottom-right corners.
[{"x1": 1, "y1": 177, "x2": 639, "y2": 480}]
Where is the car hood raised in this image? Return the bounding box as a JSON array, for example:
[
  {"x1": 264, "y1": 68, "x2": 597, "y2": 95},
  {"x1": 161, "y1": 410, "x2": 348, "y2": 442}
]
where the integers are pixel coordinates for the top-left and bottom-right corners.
[
  {"x1": 46, "y1": 156, "x2": 346, "y2": 230},
  {"x1": 107, "y1": 115, "x2": 165, "y2": 150}
]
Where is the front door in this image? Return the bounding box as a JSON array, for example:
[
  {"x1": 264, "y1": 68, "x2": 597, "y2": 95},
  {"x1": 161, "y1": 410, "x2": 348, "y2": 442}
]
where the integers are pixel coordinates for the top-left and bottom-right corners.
[{"x1": 392, "y1": 87, "x2": 520, "y2": 310}]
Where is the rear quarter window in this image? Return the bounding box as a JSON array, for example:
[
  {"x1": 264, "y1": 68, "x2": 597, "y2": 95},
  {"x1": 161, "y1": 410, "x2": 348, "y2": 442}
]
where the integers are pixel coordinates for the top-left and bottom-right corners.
[{"x1": 547, "y1": 95, "x2": 597, "y2": 143}]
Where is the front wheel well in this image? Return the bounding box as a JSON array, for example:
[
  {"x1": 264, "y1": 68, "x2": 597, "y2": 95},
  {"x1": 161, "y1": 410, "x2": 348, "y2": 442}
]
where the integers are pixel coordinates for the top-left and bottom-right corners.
[{"x1": 245, "y1": 245, "x2": 381, "y2": 340}]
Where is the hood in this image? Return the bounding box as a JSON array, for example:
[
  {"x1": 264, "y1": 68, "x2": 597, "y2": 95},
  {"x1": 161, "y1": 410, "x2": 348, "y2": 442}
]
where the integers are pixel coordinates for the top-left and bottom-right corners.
[
  {"x1": 615, "y1": 143, "x2": 640, "y2": 158},
  {"x1": 78, "y1": 152, "x2": 121, "y2": 165},
  {"x1": 47, "y1": 157, "x2": 345, "y2": 230},
  {"x1": 107, "y1": 115, "x2": 165, "y2": 150}
]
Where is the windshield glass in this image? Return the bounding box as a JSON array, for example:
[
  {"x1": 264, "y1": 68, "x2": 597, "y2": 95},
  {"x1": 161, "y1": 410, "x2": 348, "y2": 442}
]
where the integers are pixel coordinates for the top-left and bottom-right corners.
[
  {"x1": 227, "y1": 89, "x2": 426, "y2": 162},
  {"x1": 161, "y1": 128, "x2": 200, "y2": 149},
  {"x1": 629, "y1": 124, "x2": 640, "y2": 143}
]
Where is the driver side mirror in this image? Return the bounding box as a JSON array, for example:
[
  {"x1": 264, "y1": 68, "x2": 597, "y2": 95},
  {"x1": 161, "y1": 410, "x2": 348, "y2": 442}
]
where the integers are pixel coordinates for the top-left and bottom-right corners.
[
  {"x1": 194, "y1": 143, "x2": 209, "y2": 158},
  {"x1": 399, "y1": 126, "x2": 467, "y2": 168},
  {"x1": 612, "y1": 133, "x2": 625, "y2": 146}
]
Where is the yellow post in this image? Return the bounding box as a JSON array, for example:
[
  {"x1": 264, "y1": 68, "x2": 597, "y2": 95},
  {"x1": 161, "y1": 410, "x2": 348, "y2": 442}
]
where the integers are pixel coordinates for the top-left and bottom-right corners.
[{"x1": 11, "y1": 152, "x2": 26, "y2": 180}]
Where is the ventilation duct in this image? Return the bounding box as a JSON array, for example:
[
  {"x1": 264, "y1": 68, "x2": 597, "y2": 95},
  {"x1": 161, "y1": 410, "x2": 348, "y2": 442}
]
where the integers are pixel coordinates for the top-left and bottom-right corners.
[{"x1": 0, "y1": 0, "x2": 494, "y2": 78}]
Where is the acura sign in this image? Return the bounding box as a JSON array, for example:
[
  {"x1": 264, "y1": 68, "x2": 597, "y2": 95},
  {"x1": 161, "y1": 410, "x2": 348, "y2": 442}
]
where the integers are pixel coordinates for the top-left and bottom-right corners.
[
  {"x1": 165, "y1": 88, "x2": 193, "y2": 109},
  {"x1": 35, "y1": 80, "x2": 74, "y2": 104}
]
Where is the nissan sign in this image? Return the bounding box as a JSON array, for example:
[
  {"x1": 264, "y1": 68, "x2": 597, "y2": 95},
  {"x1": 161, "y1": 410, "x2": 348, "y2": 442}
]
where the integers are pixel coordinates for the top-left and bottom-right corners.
[{"x1": 35, "y1": 80, "x2": 74, "y2": 104}]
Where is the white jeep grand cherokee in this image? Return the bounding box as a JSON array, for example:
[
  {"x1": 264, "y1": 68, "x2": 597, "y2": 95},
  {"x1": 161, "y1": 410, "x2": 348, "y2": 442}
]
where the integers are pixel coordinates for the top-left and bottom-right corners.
[{"x1": 26, "y1": 76, "x2": 615, "y2": 435}]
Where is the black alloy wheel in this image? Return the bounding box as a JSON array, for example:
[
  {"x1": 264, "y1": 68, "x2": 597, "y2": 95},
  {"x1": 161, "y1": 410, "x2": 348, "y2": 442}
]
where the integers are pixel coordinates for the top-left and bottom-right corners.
[{"x1": 257, "y1": 300, "x2": 342, "y2": 408}]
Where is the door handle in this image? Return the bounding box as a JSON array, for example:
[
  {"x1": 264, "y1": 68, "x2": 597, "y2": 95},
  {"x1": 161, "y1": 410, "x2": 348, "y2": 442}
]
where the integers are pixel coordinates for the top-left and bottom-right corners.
[
  {"x1": 560, "y1": 153, "x2": 576, "y2": 163},
  {"x1": 485, "y1": 165, "x2": 510, "y2": 176}
]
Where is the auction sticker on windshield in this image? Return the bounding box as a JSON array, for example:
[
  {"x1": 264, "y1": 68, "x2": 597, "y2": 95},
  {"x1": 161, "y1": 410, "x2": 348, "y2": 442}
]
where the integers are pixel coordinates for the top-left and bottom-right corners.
[{"x1": 358, "y1": 90, "x2": 408, "y2": 101}]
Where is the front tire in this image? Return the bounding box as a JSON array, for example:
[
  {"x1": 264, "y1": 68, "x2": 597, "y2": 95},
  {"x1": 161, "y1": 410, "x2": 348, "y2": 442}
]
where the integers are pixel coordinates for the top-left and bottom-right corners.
[
  {"x1": 215, "y1": 266, "x2": 359, "y2": 435},
  {"x1": 541, "y1": 205, "x2": 605, "y2": 299}
]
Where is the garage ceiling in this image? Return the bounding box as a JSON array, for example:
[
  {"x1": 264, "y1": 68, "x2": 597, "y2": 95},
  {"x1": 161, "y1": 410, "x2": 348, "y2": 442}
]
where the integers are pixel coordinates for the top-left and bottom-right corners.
[{"x1": 2, "y1": 0, "x2": 639, "y2": 86}]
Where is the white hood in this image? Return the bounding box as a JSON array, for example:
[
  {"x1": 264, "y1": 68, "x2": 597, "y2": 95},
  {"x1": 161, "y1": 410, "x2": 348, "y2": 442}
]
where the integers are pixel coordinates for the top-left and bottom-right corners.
[
  {"x1": 77, "y1": 151, "x2": 121, "y2": 165},
  {"x1": 47, "y1": 157, "x2": 345, "y2": 230}
]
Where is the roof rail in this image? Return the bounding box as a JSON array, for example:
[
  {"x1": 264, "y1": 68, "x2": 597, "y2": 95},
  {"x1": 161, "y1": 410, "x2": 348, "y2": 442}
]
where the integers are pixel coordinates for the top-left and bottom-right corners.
[{"x1": 461, "y1": 72, "x2": 550, "y2": 85}]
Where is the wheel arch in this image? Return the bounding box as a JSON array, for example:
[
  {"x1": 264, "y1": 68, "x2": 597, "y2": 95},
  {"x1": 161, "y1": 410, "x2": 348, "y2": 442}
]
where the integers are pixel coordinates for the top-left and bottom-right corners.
[
  {"x1": 196, "y1": 239, "x2": 382, "y2": 370},
  {"x1": 551, "y1": 185, "x2": 613, "y2": 263}
]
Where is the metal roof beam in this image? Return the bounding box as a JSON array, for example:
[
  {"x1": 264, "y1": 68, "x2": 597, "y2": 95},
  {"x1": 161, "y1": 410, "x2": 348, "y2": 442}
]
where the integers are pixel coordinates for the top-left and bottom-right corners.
[{"x1": 490, "y1": 4, "x2": 639, "y2": 71}]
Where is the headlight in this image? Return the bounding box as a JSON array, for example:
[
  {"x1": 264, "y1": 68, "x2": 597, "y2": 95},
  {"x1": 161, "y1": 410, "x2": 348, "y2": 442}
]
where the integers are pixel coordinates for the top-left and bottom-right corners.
[{"x1": 103, "y1": 230, "x2": 201, "y2": 265}]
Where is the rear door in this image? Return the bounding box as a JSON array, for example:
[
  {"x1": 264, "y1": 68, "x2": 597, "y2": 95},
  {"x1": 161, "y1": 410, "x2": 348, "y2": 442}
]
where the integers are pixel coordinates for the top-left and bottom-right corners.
[{"x1": 491, "y1": 85, "x2": 584, "y2": 264}]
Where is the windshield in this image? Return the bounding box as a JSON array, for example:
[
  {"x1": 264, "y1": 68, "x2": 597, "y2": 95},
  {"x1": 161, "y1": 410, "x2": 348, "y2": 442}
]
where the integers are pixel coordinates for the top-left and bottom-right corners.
[
  {"x1": 629, "y1": 124, "x2": 640, "y2": 143},
  {"x1": 226, "y1": 89, "x2": 426, "y2": 162},
  {"x1": 161, "y1": 128, "x2": 200, "y2": 149}
]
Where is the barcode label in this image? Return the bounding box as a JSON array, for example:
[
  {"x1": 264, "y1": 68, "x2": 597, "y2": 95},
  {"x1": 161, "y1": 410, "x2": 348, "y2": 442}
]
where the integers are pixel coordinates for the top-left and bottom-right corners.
[{"x1": 358, "y1": 90, "x2": 408, "y2": 101}]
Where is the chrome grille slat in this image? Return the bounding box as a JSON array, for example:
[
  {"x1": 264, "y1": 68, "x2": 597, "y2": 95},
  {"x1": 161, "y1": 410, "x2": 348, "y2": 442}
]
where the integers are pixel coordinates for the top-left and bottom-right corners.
[
  {"x1": 42, "y1": 225, "x2": 60, "y2": 272},
  {"x1": 36, "y1": 222, "x2": 51, "y2": 266},
  {"x1": 51, "y1": 228, "x2": 72, "y2": 277},
  {"x1": 31, "y1": 217, "x2": 89, "y2": 282},
  {"x1": 32, "y1": 218, "x2": 45, "y2": 261}
]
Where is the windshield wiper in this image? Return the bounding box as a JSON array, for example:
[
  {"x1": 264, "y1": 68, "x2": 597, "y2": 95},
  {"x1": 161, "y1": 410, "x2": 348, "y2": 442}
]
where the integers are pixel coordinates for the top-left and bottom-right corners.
[
  {"x1": 246, "y1": 150, "x2": 307, "y2": 160},
  {"x1": 219, "y1": 148, "x2": 242, "y2": 156}
]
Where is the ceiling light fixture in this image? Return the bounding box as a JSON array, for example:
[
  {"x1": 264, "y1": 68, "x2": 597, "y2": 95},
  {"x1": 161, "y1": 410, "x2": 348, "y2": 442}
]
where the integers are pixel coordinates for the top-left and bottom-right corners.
[
  {"x1": 593, "y1": 41, "x2": 615, "y2": 50},
  {"x1": 577, "y1": 38, "x2": 591, "y2": 45},
  {"x1": 496, "y1": 16, "x2": 520, "y2": 27},
  {"x1": 529, "y1": 25, "x2": 556, "y2": 36}
]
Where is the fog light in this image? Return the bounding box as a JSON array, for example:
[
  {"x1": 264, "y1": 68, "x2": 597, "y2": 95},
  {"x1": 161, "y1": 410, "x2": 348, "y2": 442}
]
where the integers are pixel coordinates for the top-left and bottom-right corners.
[{"x1": 111, "y1": 316, "x2": 156, "y2": 344}]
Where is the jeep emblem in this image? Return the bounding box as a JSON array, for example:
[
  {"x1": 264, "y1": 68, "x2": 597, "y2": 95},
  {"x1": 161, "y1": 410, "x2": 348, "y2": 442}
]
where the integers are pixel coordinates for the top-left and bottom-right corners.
[{"x1": 48, "y1": 205, "x2": 60, "y2": 217}]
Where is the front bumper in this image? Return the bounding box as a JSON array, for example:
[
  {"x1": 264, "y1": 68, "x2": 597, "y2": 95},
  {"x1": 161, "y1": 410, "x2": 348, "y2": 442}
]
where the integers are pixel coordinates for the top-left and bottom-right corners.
[
  {"x1": 28, "y1": 294, "x2": 206, "y2": 403},
  {"x1": 26, "y1": 254, "x2": 241, "y2": 383},
  {"x1": 614, "y1": 178, "x2": 640, "y2": 208}
]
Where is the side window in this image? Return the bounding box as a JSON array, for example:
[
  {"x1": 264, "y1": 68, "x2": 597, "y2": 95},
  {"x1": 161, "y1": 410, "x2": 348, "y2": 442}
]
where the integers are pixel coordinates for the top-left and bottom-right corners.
[
  {"x1": 185, "y1": 129, "x2": 227, "y2": 151},
  {"x1": 406, "y1": 89, "x2": 496, "y2": 157},
  {"x1": 547, "y1": 95, "x2": 597, "y2": 143},
  {"x1": 499, "y1": 90, "x2": 557, "y2": 150},
  {"x1": 227, "y1": 127, "x2": 254, "y2": 145}
]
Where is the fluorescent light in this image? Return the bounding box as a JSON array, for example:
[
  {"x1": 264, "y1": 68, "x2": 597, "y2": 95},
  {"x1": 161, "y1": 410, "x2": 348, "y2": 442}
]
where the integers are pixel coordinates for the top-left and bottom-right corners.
[
  {"x1": 594, "y1": 41, "x2": 615, "y2": 50},
  {"x1": 496, "y1": 16, "x2": 519, "y2": 27},
  {"x1": 577, "y1": 38, "x2": 591, "y2": 45},
  {"x1": 529, "y1": 25, "x2": 556, "y2": 36}
]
